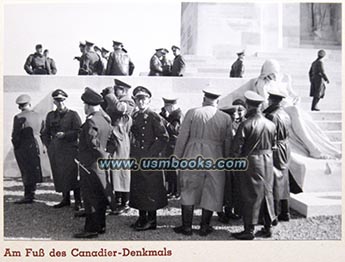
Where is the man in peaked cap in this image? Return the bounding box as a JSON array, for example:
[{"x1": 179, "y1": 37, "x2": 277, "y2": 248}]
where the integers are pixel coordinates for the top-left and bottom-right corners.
[
  {"x1": 263, "y1": 89, "x2": 291, "y2": 225},
  {"x1": 41, "y1": 89, "x2": 82, "y2": 211},
  {"x1": 73, "y1": 87, "x2": 113, "y2": 238},
  {"x1": 148, "y1": 48, "x2": 167, "y2": 76},
  {"x1": 171, "y1": 45, "x2": 186, "y2": 77},
  {"x1": 105, "y1": 41, "x2": 135, "y2": 76},
  {"x1": 309, "y1": 49, "x2": 329, "y2": 111},
  {"x1": 174, "y1": 89, "x2": 232, "y2": 236},
  {"x1": 43, "y1": 49, "x2": 57, "y2": 75},
  {"x1": 12, "y1": 95, "x2": 44, "y2": 204},
  {"x1": 231, "y1": 90, "x2": 276, "y2": 240},
  {"x1": 103, "y1": 79, "x2": 135, "y2": 215},
  {"x1": 24, "y1": 44, "x2": 51, "y2": 75},
  {"x1": 230, "y1": 50, "x2": 245, "y2": 78},
  {"x1": 79, "y1": 40, "x2": 103, "y2": 75},
  {"x1": 129, "y1": 86, "x2": 169, "y2": 231},
  {"x1": 159, "y1": 97, "x2": 184, "y2": 200}
]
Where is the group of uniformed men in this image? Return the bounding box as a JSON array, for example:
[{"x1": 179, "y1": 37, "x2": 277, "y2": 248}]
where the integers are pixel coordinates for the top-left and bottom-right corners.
[
  {"x1": 12, "y1": 76, "x2": 292, "y2": 240},
  {"x1": 24, "y1": 41, "x2": 186, "y2": 77}
]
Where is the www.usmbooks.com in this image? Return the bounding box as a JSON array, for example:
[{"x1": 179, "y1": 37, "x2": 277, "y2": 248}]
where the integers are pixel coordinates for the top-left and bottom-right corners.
[{"x1": 97, "y1": 156, "x2": 248, "y2": 171}]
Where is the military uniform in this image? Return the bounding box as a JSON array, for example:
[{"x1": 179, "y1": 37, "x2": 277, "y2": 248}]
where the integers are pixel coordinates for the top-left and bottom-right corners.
[
  {"x1": 230, "y1": 58, "x2": 244, "y2": 78},
  {"x1": 148, "y1": 54, "x2": 163, "y2": 76},
  {"x1": 41, "y1": 90, "x2": 82, "y2": 208},
  {"x1": 47, "y1": 57, "x2": 57, "y2": 75},
  {"x1": 171, "y1": 55, "x2": 186, "y2": 76},
  {"x1": 232, "y1": 91, "x2": 276, "y2": 240},
  {"x1": 309, "y1": 50, "x2": 329, "y2": 111},
  {"x1": 104, "y1": 79, "x2": 135, "y2": 214},
  {"x1": 105, "y1": 47, "x2": 135, "y2": 76},
  {"x1": 79, "y1": 50, "x2": 103, "y2": 75},
  {"x1": 159, "y1": 99, "x2": 183, "y2": 197},
  {"x1": 12, "y1": 95, "x2": 43, "y2": 203},
  {"x1": 24, "y1": 52, "x2": 50, "y2": 75},
  {"x1": 263, "y1": 91, "x2": 291, "y2": 221},
  {"x1": 130, "y1": 86, "x2": 169, "y2": 231},
  {"x1": 74, "y1": 88, "x2": 113, "y2": 238},
  {"x1": 174, "y1": 90, "x2": 232, "y2": 236}
]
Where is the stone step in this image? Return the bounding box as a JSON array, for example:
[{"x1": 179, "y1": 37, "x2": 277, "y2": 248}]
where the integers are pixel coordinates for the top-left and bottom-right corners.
[
  {"x1": 323, "y1": 131, "x2": 342, "y2": 142},
  {"x1": 290, "y1": 192, "x2": 341, "y2": 217},
  {"x1": 314, "y1": 121, "x2": 342, "y2": 131},
  {"x1": 309, "y1": 111, "x2": 342, "y2": 121}
]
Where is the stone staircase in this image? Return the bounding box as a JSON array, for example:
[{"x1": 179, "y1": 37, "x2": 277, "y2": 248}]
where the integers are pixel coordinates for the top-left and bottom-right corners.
[{"x1": 183, "y1": 48, "x2": 342, "y2": 152}]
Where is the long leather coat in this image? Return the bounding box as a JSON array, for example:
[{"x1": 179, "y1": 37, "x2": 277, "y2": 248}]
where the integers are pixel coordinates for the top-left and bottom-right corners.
[
  {"x1": 309, "y1": 58, "x2": 329, "y2": 98},
  {"x1": 232, "y1": 109, "x2": 276, "y2": 225},
  {"x1": 148, "y1": 55, "x2": 163, "y2": 76},
  {"x1": 171, "y1": 55, "x2": 186, "y2": 76},
  {"x1": 41, "y1": 109, "x2": 81, "y2": 193},
  {"x1": 130, "y1": 108, "x2": 169, "y2": 211},
  {"x1": 264, "y1": 104, "x2": 291, "y2": 200},
  {"x1": 12, "y1": 109, "x2": 43, "y2": 185},
  {"x1": 105, "y1": 49, "x2": 134, "y2": 76}
]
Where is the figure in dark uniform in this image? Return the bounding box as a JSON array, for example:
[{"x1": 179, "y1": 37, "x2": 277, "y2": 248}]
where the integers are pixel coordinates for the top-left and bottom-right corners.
[
  {"x1": 41, "y1": 90, "x2": 82, "y2": 210},
  {"x1": 75, "y1": 41, "x2": 87, "y2": 75},
  {"x1": 161, "y1": 50, "x2": 172, "y2": 76},
  {"x1": 130, "y1": 86, "x2": 169, "y2": 231},
  {"x1": 24, "y1": 44, "x2": 50, "y2": 75},
  {"x1": 148, "y1": 48, "x2": 167, "y2": 76},
  {"x1": 102, "y1": 79, "x2": 135, "y2": 215},
  {"x1": 12, "y1": 95, "x2": 43, "y2": 204},
  {"x1": 105, "y1": 41, "x2": 135, "y2": 76},
  {"x1": 73, "y1": 87, "x2": 113, "y2": 238},
  {"x1": 263, "y1": 90, "x2": 291, "y2": 224},
  {"x1": 229, "y1": 50, "x2": 245, "y2": 78},
  {"x1": 159, "y1": 97, "x2": 183, "y2": 199},
  {"x1": 43, "y1": 49, "x2": 57, "y2": 75},
  {"x1": 232, "y1": 91, "x2": 276, "y2": 240},
  {"x1": 309, "y1": 49, "x2": 329, "y2": 111},
  {"x1": 171, "y1": 45, "x2": 186, "y2": 77},
  {"x1": 79, "y1": 41, "x2": 103, "y2": 75}
]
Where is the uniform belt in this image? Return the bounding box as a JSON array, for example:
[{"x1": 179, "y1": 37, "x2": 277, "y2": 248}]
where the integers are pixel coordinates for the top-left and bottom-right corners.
[
  {"x1": 250, "y1": 149, "x2": 272, "y2": 155},
  {"x1": 189, "y1": 137, "x2": 223, "y2": 146}
]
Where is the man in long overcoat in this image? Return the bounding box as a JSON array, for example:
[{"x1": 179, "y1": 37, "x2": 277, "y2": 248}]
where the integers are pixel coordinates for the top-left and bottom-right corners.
[
  {"x1": 148, "y1": 49, "x2": 166, "y2": 76},
  {"x1": 232, "y1": 91, "x2": 276, "y2": 240},
  {"x1": 24, "y1": 44, "x2": 50, "y2": 75},
  {"x1": 263, "y1": 90, "x2": 291, "y2": 223},
  {"x1": 104, "y1": 79, "x2": 135, "y2": 215},
  {"x1": 173, "y1": 90, "x2": 233, "y2": 236},
  {"x1": 229, "y1": 50, "x2": 245, "y2": 78},
  {"x1": 105, "y1": 41, "x2": 135, "y2": 76},
  {"x1": 73, "y1": 87, "x2": 113, "y2": 238},
  {"x1": 171, "y1": 45, "x2": 186, "y2": 77},
  {"x1": 79, "y1": 41, "x2": 103, "y2": 75},
  {"x1": 130, "y1": 86, "x2": 169, "y2": 231},
  {"x1": 41, "y1": 89, "x2": 82, "y2": 210},
  {"x1": 12, "y1": 95, "x2": 44, "y2": 204},
  {"x1": 309, "y1": 49, "x2": 329, "y2": 111}
]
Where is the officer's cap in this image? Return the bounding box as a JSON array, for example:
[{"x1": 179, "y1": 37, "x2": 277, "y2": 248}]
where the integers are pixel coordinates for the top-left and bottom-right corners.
[
  {"x1": 171, "y1": 45, "x2": 180, "y2": 51},
  {"x1": 203, "y1": 89, "x2": 221, "y2": 100},
  {"x1": 15, "y1": 94, "x2": 31, "y2": 105},
  {"x1": 162, "y1": 97, "x2": 178, "y2": 105},
  {"x1": 79, "y1": 41, "x2": 86, "y2": 47},
  {"x1": 35, "y1": 44, "x2": 43, "y2": 49},
  {"x1": 94, "y1": 46, "x2": 101, "y2": 52},
  {"x1": 114, "y1": 79, "x2": 131, "y2": 89},
  {"x1": 52, "y1": 89, "x2": 68, "y2": 101},
  {"x1": 113, "y1": 41, "x2": 123, "y2": 46},
  {"x1": 220, "y1": 106, "x2": 237, "y2": 115},
  {"x1": 318, "y1": 49, "x2": 326, "y2": 58},
  {"x1": 85, "y1": 41, "x2": 94, "y2": 46},
  {"x1": 244, "y1": 91, "x2": 264, "y2": 106},
  {"x1": 267, "y1": 89, "x2": 286, "y2": 100},
  {"x1": 81, "y1": 87, "x2": 104, "y2": 105},
  {"x1": 232, "y1": 98, "x2": 247, "y2": 109},
  {"x1": 101, "y1": 47, "x2": 109, "y2": 53},
  {"x1": 237, "y1": 50, "x2": 245, "y2": 56},
  {"x1": 156, "y1": 48, "x2": 168, "y2": 55},
  {"x1": 133, "y1": 86, "x2": 152, "y2": 98}
]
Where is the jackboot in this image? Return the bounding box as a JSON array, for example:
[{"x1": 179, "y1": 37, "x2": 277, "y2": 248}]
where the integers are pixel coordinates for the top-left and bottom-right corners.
[
  {"x1": 54, "y1": 191, "x2": 71, "y2": 208},
  {"x1": 173, "y1": 205, "x2": 193, "y2": 236},
  {"x1": 311, "y1": 97, "x2": 320, "y2": 111},
  {"x1": 136, "y1": 211, "x2": 157, "y2": 231},
  {"x1": 131, "y1": 210, "x2": 147, "y2": 229},
  {"x1": 278, "y1": 199, "x2": 290, "y2": 221},
  {"x1": 232, "y1": 224, "x2": 255, "y2": 240},
  {"x1": 199, "y1": 209, "x2": 214, "y2": 236},
  {"x1": 73, "y1": 188, "x2": 82, "y2": 211}
]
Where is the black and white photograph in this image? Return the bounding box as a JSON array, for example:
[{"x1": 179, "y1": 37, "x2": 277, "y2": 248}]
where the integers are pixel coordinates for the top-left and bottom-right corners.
[{"x1": 1, "y1": 0, "x2": 344, "y2": 261}]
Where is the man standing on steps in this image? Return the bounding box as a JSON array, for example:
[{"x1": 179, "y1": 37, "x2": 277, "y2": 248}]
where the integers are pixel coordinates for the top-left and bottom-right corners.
[
  {"x1": 309, "y1": 49, "x2": 330, "y2": 111},
  {"x1": 106, "y1": 41, "x2": 135, "y2": 76},
  {"x1": 171, "y1": 45, "x2": 186, "y2": 77},
  {"x1": 173, "y1": 90, "x2": 232, "y2": 237},
  {"x1": 229, "y1": 50, "x2": 245, "y2": 78}
]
